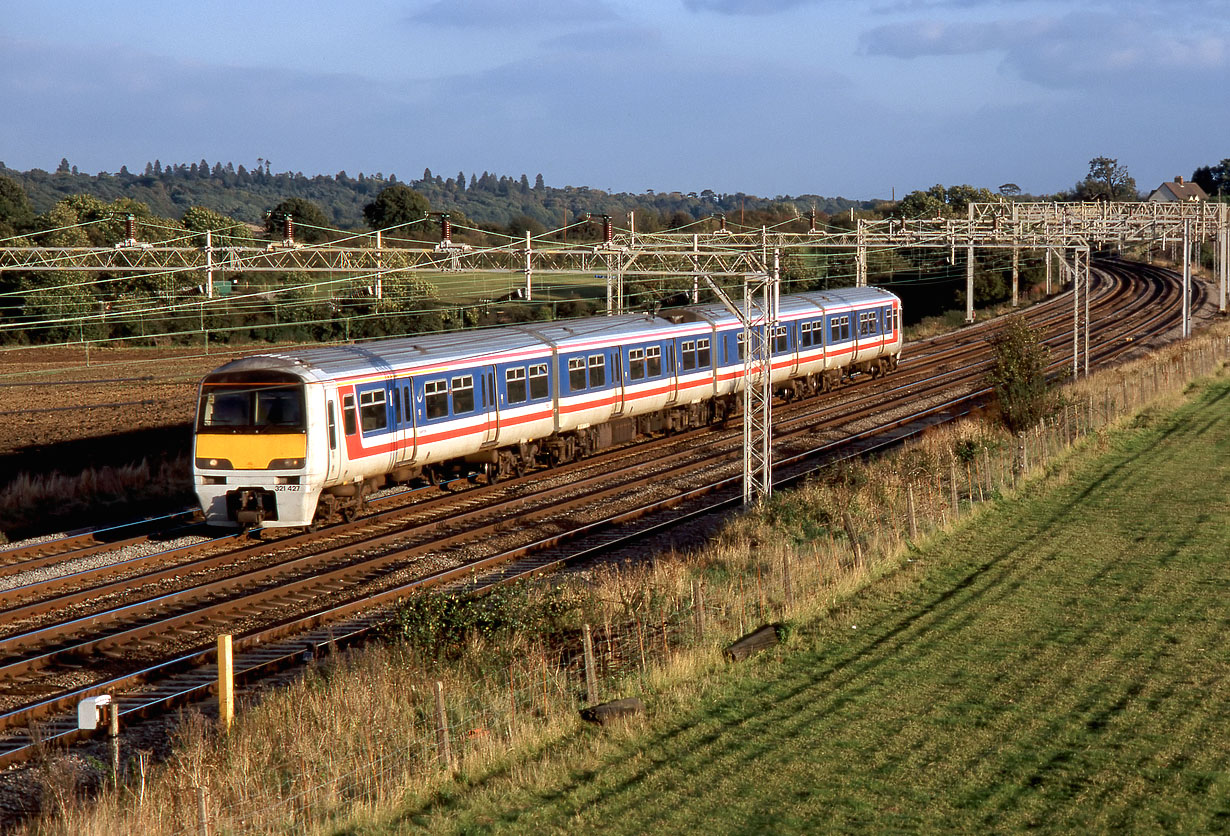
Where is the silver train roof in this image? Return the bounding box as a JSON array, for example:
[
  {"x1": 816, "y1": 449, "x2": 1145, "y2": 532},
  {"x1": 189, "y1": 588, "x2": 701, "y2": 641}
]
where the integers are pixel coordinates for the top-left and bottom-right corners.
[{"x1": 205, "y1": 285, "x2": 898, "y2": 381}]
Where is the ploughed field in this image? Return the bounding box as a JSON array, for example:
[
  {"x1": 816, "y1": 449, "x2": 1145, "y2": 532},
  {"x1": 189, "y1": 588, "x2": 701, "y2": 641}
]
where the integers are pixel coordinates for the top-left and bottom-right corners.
[{"x1": 0, "y1": 345, "x2": 249, "y2": 475}]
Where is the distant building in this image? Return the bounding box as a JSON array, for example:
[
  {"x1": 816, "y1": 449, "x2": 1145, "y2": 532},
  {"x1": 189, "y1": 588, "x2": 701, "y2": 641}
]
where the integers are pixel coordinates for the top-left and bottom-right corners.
[{"x1": 1147, "y1": 176, "x2": 1208, "y2": 202}]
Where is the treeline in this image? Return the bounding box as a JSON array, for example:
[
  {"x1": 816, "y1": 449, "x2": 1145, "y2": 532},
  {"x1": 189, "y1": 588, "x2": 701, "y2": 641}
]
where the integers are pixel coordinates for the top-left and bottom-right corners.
[
  {"x1": 0, "y1": 159, "x2": 870, "y2": 237},
  {"x1": 7, "y1": 152, "x2": 1212, "y2": 349}
]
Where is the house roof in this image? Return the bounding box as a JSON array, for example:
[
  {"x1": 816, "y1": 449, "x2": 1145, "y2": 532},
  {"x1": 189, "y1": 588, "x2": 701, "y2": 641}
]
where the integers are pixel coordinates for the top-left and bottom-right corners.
[{"x1": 1148, "y1": 177, "x2": 1209, "y2": 201}]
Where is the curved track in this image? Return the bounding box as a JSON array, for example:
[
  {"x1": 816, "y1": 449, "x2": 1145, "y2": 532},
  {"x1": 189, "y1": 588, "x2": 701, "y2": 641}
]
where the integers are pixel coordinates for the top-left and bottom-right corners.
[{"x1": 0, "y1": 259, "x2": 1208, "y2": 767}]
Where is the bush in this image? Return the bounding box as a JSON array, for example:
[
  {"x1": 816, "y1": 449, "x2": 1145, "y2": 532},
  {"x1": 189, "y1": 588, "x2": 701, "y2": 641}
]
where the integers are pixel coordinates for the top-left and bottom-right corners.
[{"x1": 985, "y1": 318, "x2": 1060, "y2": 434}]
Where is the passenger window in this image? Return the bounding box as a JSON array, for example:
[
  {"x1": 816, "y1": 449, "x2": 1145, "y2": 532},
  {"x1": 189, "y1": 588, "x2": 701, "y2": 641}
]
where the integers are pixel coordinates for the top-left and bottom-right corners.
[
  {"x1": 629, "y1": 348, "x2": 645, "y2": 380},
  {"x1": 506, "y1": 367, "x2": 527, "y2": 404},
  {"x1": 800, "y1": 322, "x2": 811, "y2": 348},
  {"x1": 359, "y1": 389, "x2": 387, "y2": 432},
  {"x1": 774, "y1": 326, "x2": 789, "y2": 354},
  {"x1": 569, "y1": 357, "x2": 587, "y2": 391},
  {"x1": 697, "y1": 338, "x2": 711, "y2": 368},
  {"x1": 681, "y1": 340, "x2": 696, "y2": 372},
  {"x1": 736, "y1": 332, "x2": 746, "y2": 361},
  {"x1": 425, "y1": 379, "x2": 448, "y2": 419},
  {"x1": 647, "y1": 346, "x2": 662, "y2": 377},
  {"x1": 529, "y1": 364, "x2": 549, "y2": 399},
  {"x1": 589, "y1": 354, "x2": 606, "y2": 387},
  {"x1": 452, "y1": 375, "x2": 475, "y2": 413}
]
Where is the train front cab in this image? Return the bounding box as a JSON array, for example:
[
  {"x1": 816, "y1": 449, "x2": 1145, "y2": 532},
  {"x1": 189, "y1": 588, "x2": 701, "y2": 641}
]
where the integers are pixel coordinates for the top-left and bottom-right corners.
[{"x1": 194, "y1": 369, "x2": 323, "y2": 528}]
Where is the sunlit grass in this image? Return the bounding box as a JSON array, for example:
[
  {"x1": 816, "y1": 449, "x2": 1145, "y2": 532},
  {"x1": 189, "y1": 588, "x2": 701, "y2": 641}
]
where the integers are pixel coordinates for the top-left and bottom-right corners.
[{"x1": 12, "y1": 326, "x2": 1228, "y2": 835}]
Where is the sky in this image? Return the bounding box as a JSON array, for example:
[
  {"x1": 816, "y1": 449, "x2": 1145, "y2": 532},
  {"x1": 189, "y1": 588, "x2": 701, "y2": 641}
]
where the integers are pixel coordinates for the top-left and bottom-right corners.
[{"x1": 2, "y1": 0, "x2": 1228, "y2": 200}]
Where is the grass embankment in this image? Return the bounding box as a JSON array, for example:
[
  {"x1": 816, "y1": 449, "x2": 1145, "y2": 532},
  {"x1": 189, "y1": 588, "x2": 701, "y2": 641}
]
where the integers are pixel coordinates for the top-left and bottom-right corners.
[
  {"x1": 371, "y1": 380, "x2": 1230, "y2": 832},
  {"x1": 14, "y1": 329, "x2": 1229, "y2": 835}
]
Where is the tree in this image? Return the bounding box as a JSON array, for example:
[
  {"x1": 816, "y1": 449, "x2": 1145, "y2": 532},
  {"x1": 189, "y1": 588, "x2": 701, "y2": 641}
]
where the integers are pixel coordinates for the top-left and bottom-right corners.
[
  {"x1": 0, "y1": 175, "x2": 35, "y2": 238},
  {"x1": 182, "y1": 205, "x2": 252, "y2": 247},
  {"x1": 506, "y1": 214, "x2": 546, "y2": 237},
  {"x1": 998, "y1": 183, "x2": 1022, "y2": 197},
  {"x1": 944, "y1": 184, "x2": 996, "y2": 214},
  {"x1": 266, "y1": 197, "x2": 331, "y2": 243},
  {"x1": 362, "y1": 183, "x2": 430, "y2": 231},
  {"x1": 985, "y1": 318, "x2": 1057, "y2": 435},
  {"x1": 895, "y1": 187, "x2": 948, "y2": 219},
  {"x1": 1191, "y1": 158, "x2": 1230, "y2": 198},
  {"x1": 1077, "y1": 157, "x2": 1137, "y2": 201}
]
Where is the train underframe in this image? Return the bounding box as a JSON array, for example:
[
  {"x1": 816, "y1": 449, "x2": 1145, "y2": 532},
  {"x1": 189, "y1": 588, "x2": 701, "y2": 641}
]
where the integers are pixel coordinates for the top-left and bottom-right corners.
[{"x1": 307, "y1": 354, "x2": 899, "y2": 528}]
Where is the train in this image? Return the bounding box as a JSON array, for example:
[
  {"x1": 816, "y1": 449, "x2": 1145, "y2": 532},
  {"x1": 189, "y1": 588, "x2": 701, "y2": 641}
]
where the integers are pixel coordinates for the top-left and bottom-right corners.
[{"x1": 193, "y1": 286, "x2": 903, "y2": 529}]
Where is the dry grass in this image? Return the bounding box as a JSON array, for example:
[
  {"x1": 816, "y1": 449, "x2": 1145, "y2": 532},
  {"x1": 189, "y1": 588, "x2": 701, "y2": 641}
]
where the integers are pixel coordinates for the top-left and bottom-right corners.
[
  {"x1": 11, "y1": 322, "x2": 1229, "y2": 835},
  {"x1": 0, "y1": 457, "x2": 193, "y2": 543}
]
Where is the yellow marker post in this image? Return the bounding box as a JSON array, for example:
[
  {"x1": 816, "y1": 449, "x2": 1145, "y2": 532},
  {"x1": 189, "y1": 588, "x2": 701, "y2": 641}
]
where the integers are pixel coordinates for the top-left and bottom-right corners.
[{"x1": 218, "y1": 634, "x2": 234, "y2": 732}]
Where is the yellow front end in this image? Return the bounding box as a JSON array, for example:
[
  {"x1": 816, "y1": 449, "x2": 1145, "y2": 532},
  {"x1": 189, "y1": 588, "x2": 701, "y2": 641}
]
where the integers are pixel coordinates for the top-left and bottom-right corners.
[{"x1": 195, "y1": 432, "x2": 307, "y2": 471}]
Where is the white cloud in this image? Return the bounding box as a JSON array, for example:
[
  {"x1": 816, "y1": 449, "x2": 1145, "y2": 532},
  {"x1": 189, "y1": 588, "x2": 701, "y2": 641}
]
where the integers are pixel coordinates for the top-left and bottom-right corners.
[{"x1": 861, "y1": 8, "x2": 1230, "y2": 90}]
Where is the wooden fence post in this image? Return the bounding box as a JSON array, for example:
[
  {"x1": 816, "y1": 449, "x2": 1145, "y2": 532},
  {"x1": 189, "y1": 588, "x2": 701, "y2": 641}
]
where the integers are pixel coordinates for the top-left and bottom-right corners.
[
  {"x1": 109, "y1": 702, "x2": 120, "y2": 785},
  {"x1": 949, "y1": 461, "x2": 959, "y2": 516},
  {"x1": 782, "y1": 553, "x2": 794, "y2": 611},
  {"x1": 842, "y1": 511, "x2": 863, "y2": 566},
  {"x1": 692, "y1": 579, "x2": 705, "y2": 639},
  {"x1": 582, "y1": 624, "x2": 599, "y2": 705},
  {"x1": 434, "y1": 681, "x2": 452, "y2": 771},
  {"x1": 196, "y1": 785, "x2": 210, "y2": 836},
  {"x1": 907, "y1": 484, "x2": 918, "y2": 540}
]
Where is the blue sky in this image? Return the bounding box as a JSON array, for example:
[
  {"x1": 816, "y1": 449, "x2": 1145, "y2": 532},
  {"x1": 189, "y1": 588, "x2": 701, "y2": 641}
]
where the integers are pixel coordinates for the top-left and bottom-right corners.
[{"x1": 2, "y1": 0, "x2": 1228, "y2": 199}]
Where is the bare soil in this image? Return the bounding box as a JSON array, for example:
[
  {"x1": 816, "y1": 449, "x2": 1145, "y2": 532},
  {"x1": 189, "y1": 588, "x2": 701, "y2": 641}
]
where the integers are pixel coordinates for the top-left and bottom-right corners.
[{"x1": 0, "y1": 344, "x2": 256, "y2": 537}]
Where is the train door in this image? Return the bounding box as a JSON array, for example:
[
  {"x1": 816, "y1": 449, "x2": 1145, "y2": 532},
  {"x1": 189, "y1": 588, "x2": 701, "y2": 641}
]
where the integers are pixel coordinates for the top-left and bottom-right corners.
[
  {"x1": 482, "y1": 366, "x2": 499, "y2": 445},
  {"x1": 392, "y1": 377, "x2": 413, "y2": 466},
  {"x1": 665, "y1": 341, "x2": 680, "y2": 405},
  {"x1": 324, "y1": 386, "x2": 342, "y2": 484},
  {"x1": 403, "y1": 379, "x2": 418, "y2": 463},
  {"x1": 611, "y1": 350, "x2": 626, "y2": 415}
]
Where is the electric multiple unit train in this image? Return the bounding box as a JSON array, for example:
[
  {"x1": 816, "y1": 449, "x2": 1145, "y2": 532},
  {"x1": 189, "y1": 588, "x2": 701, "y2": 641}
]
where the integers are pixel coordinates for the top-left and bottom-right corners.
[{"x1": 193, "y1": 286, "x2": 903, "y2": 529}]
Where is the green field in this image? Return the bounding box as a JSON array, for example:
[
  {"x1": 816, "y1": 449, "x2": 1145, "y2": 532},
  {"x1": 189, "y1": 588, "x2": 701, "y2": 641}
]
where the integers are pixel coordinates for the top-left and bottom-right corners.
[{"x1": 360, "y1": 381, "x2": 1230, "y2": 835}]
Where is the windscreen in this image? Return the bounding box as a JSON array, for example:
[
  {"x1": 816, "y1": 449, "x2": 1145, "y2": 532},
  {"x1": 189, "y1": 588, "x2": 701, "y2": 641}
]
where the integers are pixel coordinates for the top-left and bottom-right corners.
[{"x1": 197, "y1": 370, "x2": 306, "y2": 432}]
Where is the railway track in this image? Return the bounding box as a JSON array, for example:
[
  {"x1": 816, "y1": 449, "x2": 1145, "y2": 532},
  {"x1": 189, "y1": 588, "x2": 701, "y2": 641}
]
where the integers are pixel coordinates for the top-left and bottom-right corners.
[{"x1": 0, "y1": 259, "x2": 1206, "y2": 767}]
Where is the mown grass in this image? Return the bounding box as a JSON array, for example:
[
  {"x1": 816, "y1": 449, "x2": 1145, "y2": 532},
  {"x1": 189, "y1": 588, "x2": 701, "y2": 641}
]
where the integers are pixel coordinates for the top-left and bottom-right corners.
[
  {"x1": 367, "y1": 380, "x2": 1230, "y2": 835},
  {"x1": 13, "y1": 329, "x2": 1228, "y2": 835}
]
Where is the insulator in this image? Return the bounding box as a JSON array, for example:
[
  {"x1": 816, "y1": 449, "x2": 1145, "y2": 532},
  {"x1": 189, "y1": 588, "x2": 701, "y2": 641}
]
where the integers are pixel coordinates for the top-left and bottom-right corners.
[
  {"x1": 125, "y1": 214, "x2": 136, "y2": 241},
  {"x1": 603, "y1": 215, "x2": 613, "y2": 244},
  {"x1": 283, "y1": 214, "x2": 294, "y2": 243},
  {"x1": 441, "y1": 215, "x2": 452, "y2": 242}
]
